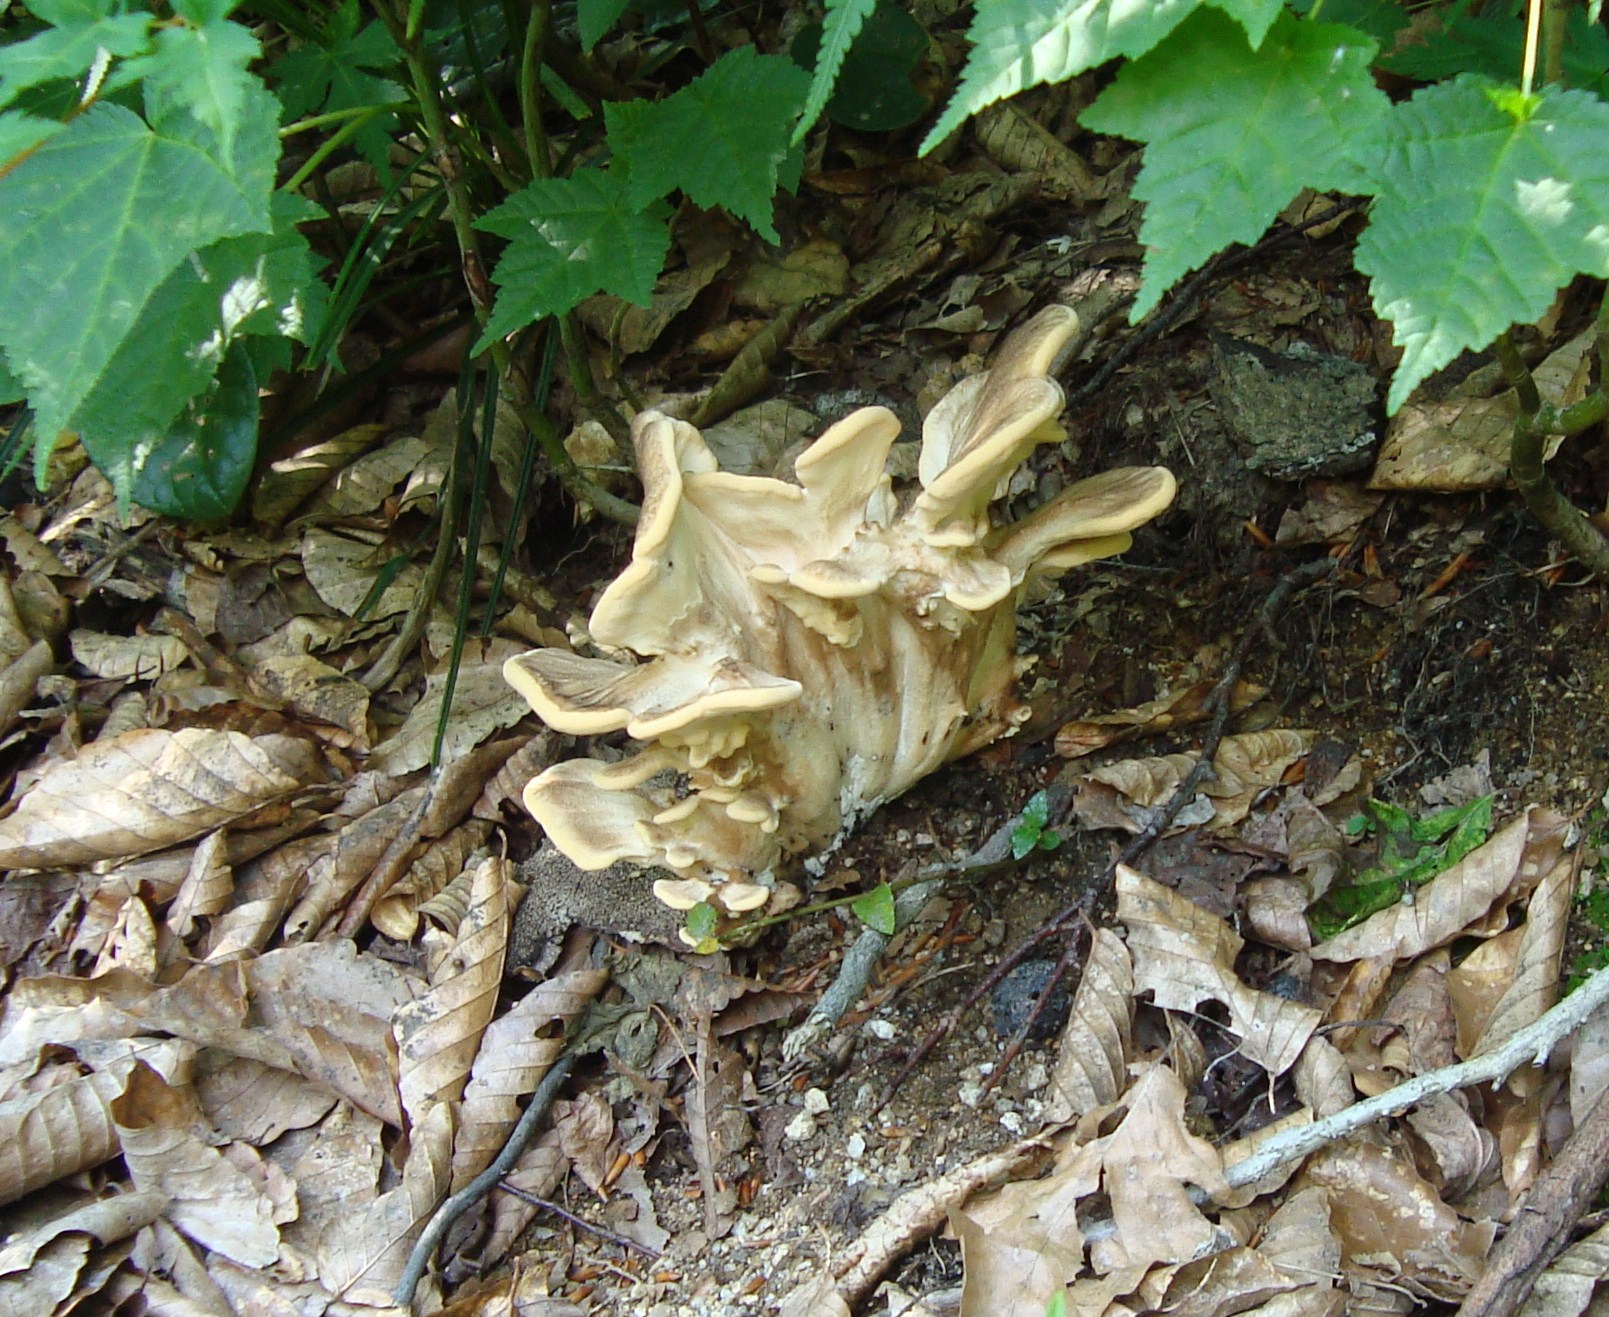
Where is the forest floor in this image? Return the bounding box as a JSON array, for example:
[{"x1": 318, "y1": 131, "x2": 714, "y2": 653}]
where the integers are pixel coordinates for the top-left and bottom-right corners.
[{"x1": 2, "y1": 79, "x2": 1609, "y2": 1317}]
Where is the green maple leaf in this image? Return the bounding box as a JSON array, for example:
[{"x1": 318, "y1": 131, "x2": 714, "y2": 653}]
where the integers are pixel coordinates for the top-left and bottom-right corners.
[
  {"x1": 1081, "y1": 8, "x2": 1387, "y2": 321},
  {"x1": 0, "y1": 0, "x2": 152, "y2": 110},
  {"x1": 117, "y1": 10, "x2": 260, "y2": 156},
  {"x1": 0, "y1": 96, "x2": 276, "y2": 462},
  {"x1": 1355, "y1": 76, "x2": 1609, "y2": 412},
  {"x1": 605, "y1": 46, "x2": 808, "y2": 242},
  {"x1": 272, "y1": 0, "x2": 406, "y2": 174},
  {"x1": 474, "y1": 168, "x2": 671, "y2": 351},
  {"x1": 0, "y1": 110, "x2": 64, "y2": 162}
]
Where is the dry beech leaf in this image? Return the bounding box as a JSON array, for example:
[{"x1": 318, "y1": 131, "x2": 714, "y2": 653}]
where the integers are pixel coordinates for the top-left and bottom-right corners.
[
  {"x1": 164, "y1": 829, "x2": 233, "y2": 945},
  {"x1": 1496, "y1": 1084, "x2": 1547, "y2": 1203},
  {"x1": 1405, "y1": 1091, "x2": 1493, "y2": 1198},
  {"x1": 109, "y1": 1060, "x2": 281, "y2": 1268},
  {"x1": 252, "y1": 423, "x2": 390, "y2": 525},
  {"x1": 370, "y1": 638, "x2": 531, "y2": 776},
  {"x1": 1117, "y1": 865, "x2": 1320, "y2": 1075},
  {"x1": 248, "y1": 654, "x2": 371, "y2": 744},
  {"x1": 1046, "y1": 927, "x2": 1133, "y2": 1122},
  {"x1": 304, "y1": 432, "x2": 433, "y2": 520},
  {"x1": 1054, "y1": 679, "x2": 1266, "y2": 759},
  {"x1": 1144, "y1": 1245, "x2": 1302, "y2": 1315},
  {"x1": 685, "y1": 1034, "x2": 750, "y2": 1240},
  {"x1": 1520, "y1": 1218, "x2": 1609, "y2": 1317},
  {"x1": 1570, "y1": 1007, "x2": 1609, "y2": 1133},
  {"x1": 1448, "y1": 927, "x2": 1524, "y2": 1059},
  {"x1": 1300, "y1": 1139, "x2": 1494, "y2": 1302},
  {"x1": 451, "y1": 968, "x2": 606, "y2": 1191},
  {"x1": 41, "y1": 943, "x2": 419, "y2": 1127},
  {"x1": 395, "y1": 857, "x2": 512, "y2": 1128},
  {"x1": 278, "y1": 1101, "x2": 385, "y2": 1262},
  {"x1": 1082, "y1": 1064, "x2": 1232, "y2": 1273},
  {"x1": 69, "y1": 629, "x2": 191, "y2": 680},
  {"x1": 194, "y1": 1054, "x2": 338, "y2": 1145},
  {"x1": 1311, "y1": 807, "x2": 1570, "y2": 964},
  {"x1": 317, "y1": 1097, "x2": 452, "y2": 1305},
  {"x1": 1251, "y1": 1185, "x2": 1345, "y2": 1316},
  {"x1": 1073, "y1": 730, "x2": 1311, "y2": 833},
  {"x1": 0, "y1": 1067, "x2": 126, "y2": 1207},
  {"x1": 554, "y1": 1089, "x2": 616, "y2": 1197},
  {"x1": 300, "y1": 527, "x2": 426, "y2": 619},
  {"x1": 478, "y1": 1129, "x2": 569, "y2": 1273},
  {"x1": 0, "y1": 1232, "x2": 92, "y2": 1314},
  {"x1": 0, "y1": 728, "x2": 320, "y2": 870},
  {"x1": 1292, "y1": 1036, "x2": 1354, "y2": 1118},
  {"x1": 204, "y1": 832, "x2": 337, "y2": 960},
  {"x1": 0, "y1": 1189, "x2": 164, "y2": 1280},
  {"x1": 280, "y1": 785, "x2": 428, "y2": 943},
  {"x1": 373, "y1": 819, "x2": 493, "y2": 941},
  {"x1": 1220, "y1": 1108, "x2": 1315, "y2": 1207},
  {"x1": 1471, "y1": 845, "x2": 1576, "y2": 1057}
]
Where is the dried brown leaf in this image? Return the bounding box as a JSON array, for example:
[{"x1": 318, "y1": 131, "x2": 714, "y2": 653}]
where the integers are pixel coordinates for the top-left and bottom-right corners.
[
  {"x1": 395, "y1": 857, "x2": 511, "y2": 1127},
  {"x1": 1118, "y1": 865, "x2": 1320, "y2": 1075},
  {"x1": 370, "y1": 638, "x2": 531, "y2": 776},
  {"x1": 478, "y1": 1129, "x2": 569, "y2": 1272},
  {"x1": 1292, "y1": 1036, "x2": 1354, "y2": 1118},
  {"x1": 451, "y1": 968, "x2": 607, "y2": 1191},
  {"x1": 1448, "y1": 927, "x2": 1524, "y2": 1059},
  {"x1": 1074, "y1": 731, "x2": 1311, "y2": 832},
  {"x1": 1312, "y1": 807, "x2": 1569, "y2": 963},
  {"x1": 252, "y1": 423, "x2": 389, "y2": 525},
  {"x1": 316, "y1": 1097, "x2": 452, "y2": 1304},
  {"x1": 0, "y1": 1067, "x2": 125, "y2": 1207},
  {"x1": 1046, "y1": 927, "x2": 1133, "y2": 1122},
  {"x1": 0, "y1": 728, "x2": 320, "y2": 869},
  {"x1": 1519, "y1": 1218, "x2": 1609, "y2": 1317},
  {"x1": 69, "y1": 629, "x2": 190, "y2": 679},
  {"x1": 1300, "y1": 1140, "x2": 1493, "y2": 1302},
  {"x1": 249, "y1": 654, "x2": 371, "y2": 745},
  {"x1": 1054, "y1": 679, "x2": 1266, "y2": 759},
  {"x1": 1248, "y1": 1185, "x2": 1345, "y2": 1316},
  {"x1": 110, "y1": 1060, "x2": 281, "y2": 1268},
  {"x1": 1405, "y1": 1091, "x2": 1494, "y2": 1198},
  {"x1": 164, "y1": 829, "x2": 233, "y2": 944},
  {"x1": 1472, "y1": 845, "x2": 1576, "y2": 1057},
  {"x1": 685, "y1": 1033, "x2": 750, "y2": 1240},
  {"x1": 1571, "y1": 1007, "x2": 1609, "y2": 1133},
  {"x1": 281, "y1": 786, "x2": 428, "y2": 944},
  {"x1": 301, "y1": 527, "x2": 426, "y2": 620},
  {"x1": 0, "y1": 1189, "x2": 164, "y2": 1280},
  {"x1": 194, "y1": 1053, "x2": 339, "y2": 1144},
  {"x1": 554, "y1": 1089, "x2": 616, "y2": 1197},
  {"x1": 372, "y1": 820, "x2": 493, "y2": 941}
]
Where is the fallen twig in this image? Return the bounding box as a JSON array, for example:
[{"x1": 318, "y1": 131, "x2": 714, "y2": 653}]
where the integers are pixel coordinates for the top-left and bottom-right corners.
[
  {"x1": 1458, "y1": 1077, "x2": 1609, "y2": 1317},
  {"x1": 395, "y1": 1053, "x2": 575, "y2": 1308}
]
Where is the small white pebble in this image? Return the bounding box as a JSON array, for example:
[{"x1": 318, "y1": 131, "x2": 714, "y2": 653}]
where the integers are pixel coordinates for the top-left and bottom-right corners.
[
  {"x1": 1021, "y1": 1061, "x2": 1049, "y2": 1091},
  {"x1": 803, "y1": 1086, "x2": 831, "y2": 1116},
  {"x1": 845, "y1": 1132, "x2": 866, "y2": 1160},
  {"x1": 999, "y1": 1111, "x2": 1024, "y2": 1134},
  {"x1": 914, "y1": 832, "x2": 934, "y2": 846},
  {"x1": 958, "y1": 1081, "x2": 985, "y2": 1108},
  {"x1": 867, "y1": 1018, "x2": 897, "y2": 1041},
  {"x1": 785, "y1": 1111, "x2": 818, "y2": 1142}
]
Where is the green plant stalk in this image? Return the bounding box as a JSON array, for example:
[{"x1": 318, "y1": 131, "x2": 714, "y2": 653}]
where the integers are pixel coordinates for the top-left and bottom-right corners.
[
  {"x1": 282, "y1": 106, "x2": 388, "y2": 193},
  {"x1": 518, "y1": 0, "x2": 553, "y2": 179},
  {"x1": 378, "y1": 0, "x2": 635, "y2": 523},
  {"x1": 280, "y1": 104, "x2": 391, "y2": 138},
  {"x1": 1497, "y1": 321, "x2": 1609, "y2": 582}
]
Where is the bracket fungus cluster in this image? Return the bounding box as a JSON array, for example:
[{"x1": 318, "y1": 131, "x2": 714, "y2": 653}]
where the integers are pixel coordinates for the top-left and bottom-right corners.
[{"x1": 505, "y1": 306, "x2": 1177, "y2": 917}]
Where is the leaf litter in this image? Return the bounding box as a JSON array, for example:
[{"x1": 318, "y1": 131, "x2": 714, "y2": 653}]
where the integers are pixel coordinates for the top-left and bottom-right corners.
[{"x1": 3, "y1": 66, "x2": 1609, "y2": 1317}]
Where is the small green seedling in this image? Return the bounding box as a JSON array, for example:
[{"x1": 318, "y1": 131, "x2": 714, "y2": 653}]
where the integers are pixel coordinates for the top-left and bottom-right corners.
[
  {"x1": 683, "y1": 901, "x2": 721, "y2": 955},
  {"x1": 851, "y1": 881, "x2": 897, "y2": 935},
  {"x1": 1309, "y1": 793, "x2": 1494, "y2": 940},
  {"x1": 1011, "y1": 789, "x2": 1063, "y2": 861}
]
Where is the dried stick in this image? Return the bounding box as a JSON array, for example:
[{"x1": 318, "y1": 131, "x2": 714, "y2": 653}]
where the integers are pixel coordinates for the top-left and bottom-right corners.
[
  {"x1": 1457, "y1": 1082, "x2": 1609, "y2": 1316},
  {"x1": 395, "y1": 1053, "x2": 575, "y2": 1307}
]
